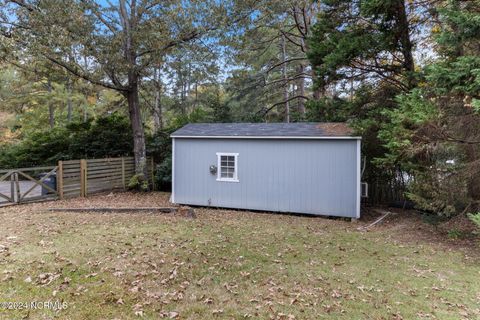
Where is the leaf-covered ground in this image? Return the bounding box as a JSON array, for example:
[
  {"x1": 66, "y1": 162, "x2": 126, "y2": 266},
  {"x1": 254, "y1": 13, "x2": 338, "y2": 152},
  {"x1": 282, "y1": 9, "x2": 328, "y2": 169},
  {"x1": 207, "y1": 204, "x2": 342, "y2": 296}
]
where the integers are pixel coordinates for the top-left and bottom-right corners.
[{"x1": 0, "y1": 192, "x2": 478, "y2": 319}]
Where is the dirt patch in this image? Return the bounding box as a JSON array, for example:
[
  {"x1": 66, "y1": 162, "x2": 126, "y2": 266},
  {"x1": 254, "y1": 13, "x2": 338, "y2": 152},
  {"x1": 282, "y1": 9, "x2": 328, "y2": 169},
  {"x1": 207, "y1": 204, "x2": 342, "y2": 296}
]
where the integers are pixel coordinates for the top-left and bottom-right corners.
[
  {"x1": 7, "y1": 191, "x2": 175, "y2": 211},
  {"x1": 438, "y1": 213, "x2": 478, "y2": 234},
  {"x1": 360, "y1": 206, "x2": 480, "y2": 257}
]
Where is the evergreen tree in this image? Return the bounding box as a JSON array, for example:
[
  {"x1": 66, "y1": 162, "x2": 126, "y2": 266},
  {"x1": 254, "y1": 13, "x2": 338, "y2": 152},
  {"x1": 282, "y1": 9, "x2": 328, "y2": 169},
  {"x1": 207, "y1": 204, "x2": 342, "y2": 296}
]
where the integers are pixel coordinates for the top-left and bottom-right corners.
[
  {"x1": 307, "y1": 0, "x2": 431, "y2": 199},
  {"x1": 379, "y1": 1, "x2": 480, "y2": 214}
]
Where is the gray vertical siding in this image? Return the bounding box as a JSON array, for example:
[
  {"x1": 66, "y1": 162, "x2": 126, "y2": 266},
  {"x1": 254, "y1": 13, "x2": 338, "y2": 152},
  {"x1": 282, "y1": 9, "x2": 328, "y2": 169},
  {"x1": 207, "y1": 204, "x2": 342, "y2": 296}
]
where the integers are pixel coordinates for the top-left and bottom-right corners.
[{"x1": 173, "y1": 138, "x2": 360, "y2": 218}]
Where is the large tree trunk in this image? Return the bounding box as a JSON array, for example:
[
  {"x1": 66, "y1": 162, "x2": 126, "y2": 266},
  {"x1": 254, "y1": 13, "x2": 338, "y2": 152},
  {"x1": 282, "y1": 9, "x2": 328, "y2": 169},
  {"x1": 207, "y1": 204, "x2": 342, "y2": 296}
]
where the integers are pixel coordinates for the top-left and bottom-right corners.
[
  {"x1": 66, "y1": 78, "x2": 73, "y2": 122},
  {"x1": 312, "y1": 83, "x2": 324, "y2": 100},
  {"x1": 194, "y1": 81, "x2": 198, "y2": 109},
  {"x1": 120, "y1": 0, "x2": 147, "y2": 181},
  {"x1": 297, "y1": 63, "x2": 306, "y2": 115},
  {"x1": 126, "y1": 78, "x2": 147, "y2": 180},
  {"x1": 82, "y1": 56, "x2": 89, "y2": 123},
  {"x1": 177, "y1": 58, "x2": 187, "y2": 115},
  {"x1": 153, "y1": 92, "x2": 162, "y2": 132},
  {"x1": 153, "y1": 68, "x2": 162, "y2": 132},
  {"x1": 281, "y1": 34, "x2": 290, "y2": 122},
  {"x1": 394, "y1": 0, "x2": 415, "y2": 87},
  {"x1": 311, "y1": 66, "x2": 325, "y2": 100}
]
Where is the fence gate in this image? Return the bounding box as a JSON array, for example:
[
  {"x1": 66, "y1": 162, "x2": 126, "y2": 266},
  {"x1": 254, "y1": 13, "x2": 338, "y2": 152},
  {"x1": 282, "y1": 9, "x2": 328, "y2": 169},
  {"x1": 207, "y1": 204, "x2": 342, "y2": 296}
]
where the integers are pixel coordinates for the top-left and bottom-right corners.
[
  {"x1": 0, "y1": 166, "x2": 59, "y2": 206},
  {"x1": 0, "y1": 157, "x2": 154, "y2": 206}
]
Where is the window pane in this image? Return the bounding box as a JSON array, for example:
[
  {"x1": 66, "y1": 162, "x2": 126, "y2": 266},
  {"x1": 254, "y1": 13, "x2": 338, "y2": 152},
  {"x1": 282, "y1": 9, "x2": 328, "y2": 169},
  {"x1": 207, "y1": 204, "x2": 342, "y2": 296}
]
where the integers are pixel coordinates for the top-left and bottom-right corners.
[
  {"x1": 218, "y1": 154, "x2": 237, "y2": 180},
  {"x1": 220, "y1": 167, "x2": 229, "y2": 177}
]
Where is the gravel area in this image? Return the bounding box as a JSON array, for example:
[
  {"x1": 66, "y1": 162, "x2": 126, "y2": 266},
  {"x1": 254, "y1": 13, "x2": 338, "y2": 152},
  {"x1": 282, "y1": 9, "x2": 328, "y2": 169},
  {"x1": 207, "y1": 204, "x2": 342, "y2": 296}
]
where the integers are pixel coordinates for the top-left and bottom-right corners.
[{"x1": 0, "y1": 181, "x2": 42, "y2": 204}]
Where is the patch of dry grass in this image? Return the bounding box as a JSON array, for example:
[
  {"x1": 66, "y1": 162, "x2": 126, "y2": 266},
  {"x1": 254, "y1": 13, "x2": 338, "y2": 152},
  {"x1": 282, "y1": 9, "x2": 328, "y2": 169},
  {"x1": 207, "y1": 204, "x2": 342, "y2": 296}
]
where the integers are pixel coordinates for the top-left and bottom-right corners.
[{"x1": 0, "y1": 192, "x2": 479, "y2": 319}]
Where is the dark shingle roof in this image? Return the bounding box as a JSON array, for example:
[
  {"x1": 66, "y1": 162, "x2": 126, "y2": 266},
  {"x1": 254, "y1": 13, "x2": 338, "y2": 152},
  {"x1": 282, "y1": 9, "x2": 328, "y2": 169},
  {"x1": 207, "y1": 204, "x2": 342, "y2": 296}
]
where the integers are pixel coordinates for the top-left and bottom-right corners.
[{"x1": 171, "y1": 123, "x2": 358, "y2": 138}]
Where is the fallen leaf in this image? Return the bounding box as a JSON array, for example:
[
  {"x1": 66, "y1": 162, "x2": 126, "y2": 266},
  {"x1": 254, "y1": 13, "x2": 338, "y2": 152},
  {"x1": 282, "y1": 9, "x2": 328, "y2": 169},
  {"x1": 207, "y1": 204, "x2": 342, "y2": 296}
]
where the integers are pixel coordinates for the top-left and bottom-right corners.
[{"x1": 204, "y1": 298, "x2": 213, "y2": 304}]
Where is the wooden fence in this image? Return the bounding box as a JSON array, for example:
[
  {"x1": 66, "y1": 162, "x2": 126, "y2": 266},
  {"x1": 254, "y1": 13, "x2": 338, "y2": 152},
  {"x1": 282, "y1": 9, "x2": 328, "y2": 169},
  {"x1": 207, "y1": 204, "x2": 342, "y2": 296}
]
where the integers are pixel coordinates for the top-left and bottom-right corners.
[
  {"x1": 0, "y1": 157, "x2": 154, "y2": 206},
  {"x1": 363, "y1": 180, "x2": 407, "y2": 206},
  {"x1": 58, "y1": 157, "x2": 154, "y2": 199},
  {"x1": 0, "y1": 166, "x2": 59, "y2": 205}
]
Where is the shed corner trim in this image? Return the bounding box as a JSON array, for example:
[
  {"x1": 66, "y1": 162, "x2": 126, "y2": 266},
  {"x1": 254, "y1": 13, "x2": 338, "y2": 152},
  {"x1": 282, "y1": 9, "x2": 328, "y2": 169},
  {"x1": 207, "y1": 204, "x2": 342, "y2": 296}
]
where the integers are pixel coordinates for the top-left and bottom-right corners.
[
  {"x1": 356, "y1": 139, "x2": 361, "y2": 219},
  {"x1": 171, "y1": 137, "x2": 176, "y2": 204}
]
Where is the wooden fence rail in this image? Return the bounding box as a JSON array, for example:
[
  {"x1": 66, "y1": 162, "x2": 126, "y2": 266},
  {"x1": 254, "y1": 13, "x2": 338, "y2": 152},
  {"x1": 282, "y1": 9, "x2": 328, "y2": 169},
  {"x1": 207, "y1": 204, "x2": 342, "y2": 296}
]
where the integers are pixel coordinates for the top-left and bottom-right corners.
[
  {"x1": 58, "y1": 156, "x2": 154, "y2": 199},
  {"x1": 0, "y1": 157, "x2": 154, "y2": 206}
]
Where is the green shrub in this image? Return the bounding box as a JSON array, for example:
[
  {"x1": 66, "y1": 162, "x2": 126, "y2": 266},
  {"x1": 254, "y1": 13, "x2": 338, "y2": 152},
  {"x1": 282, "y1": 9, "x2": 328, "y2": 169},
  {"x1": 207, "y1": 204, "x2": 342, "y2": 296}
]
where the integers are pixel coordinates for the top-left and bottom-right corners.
[
  {"x1": 147, "y1": 110, "x2": 210, "y2": 191},
  {"x1": 406, "y1": 170, "x2": 469, "y2": 217},
  {"x1": 155, "y1": 157, "x2": 172, "y2": 188},
  {"x1": 0, "y1": 114, "x2": 133, "y2": 168},
  {"x1": 127, "y1": 174, "x2": 149, "y2": 192},
  {"x1": 421, "y1": 213, "x2": 449, "y2": 226},
  {"x1": 447, "y1": 229, "x2": 464, "y2": 239},
  {"x1": 467, "y1": 212, "x2": 480, "y2": 233},
  {"x1": 148, "y1": 130, "x2": 173, "y2": 191}
]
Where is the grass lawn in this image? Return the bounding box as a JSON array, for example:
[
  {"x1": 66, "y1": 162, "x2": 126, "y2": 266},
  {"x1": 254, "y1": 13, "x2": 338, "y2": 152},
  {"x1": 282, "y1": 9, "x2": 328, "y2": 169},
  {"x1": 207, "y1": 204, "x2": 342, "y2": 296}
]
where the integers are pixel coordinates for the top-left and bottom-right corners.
[{"x1": 0, "y1": 192, "x2": 479, "y2": 319}]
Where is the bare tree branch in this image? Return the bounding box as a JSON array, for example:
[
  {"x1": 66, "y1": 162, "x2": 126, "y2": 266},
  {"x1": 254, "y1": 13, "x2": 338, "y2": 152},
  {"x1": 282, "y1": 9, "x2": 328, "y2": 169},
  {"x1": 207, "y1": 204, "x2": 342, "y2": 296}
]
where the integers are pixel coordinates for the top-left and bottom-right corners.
[
  {"x1": 82, "y1": 1, "x2": 119, "y2": 33},
  {"x1": 8, "y1": 0, "x2": 35, "y2": 11},
  {"x1": 265, "y1": 56, "x2": 309, "y2": 73},
  {"x1": 258, "y1": 95, "x2": 310, "y2": 115},
  {"x1": 44, "y1": 55, "x2": 128, "y2": 92},
  {"x1": 264, "y1": 73, "x2": 312, "y2": 87},
  {"x1": 279, "y1": 30, "x2": 303, "y2": 48}
]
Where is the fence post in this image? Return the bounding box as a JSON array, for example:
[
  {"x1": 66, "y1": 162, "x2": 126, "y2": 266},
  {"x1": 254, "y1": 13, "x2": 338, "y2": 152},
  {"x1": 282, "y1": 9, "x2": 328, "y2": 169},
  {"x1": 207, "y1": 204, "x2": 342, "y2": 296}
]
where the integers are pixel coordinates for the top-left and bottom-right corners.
[
  {"x1": 80, "y1": 159, "x2": 87, "y2": 197},
  {"x1": 121, "y1": 157, "x2": 126, "y2": 190},
  {"x1": 150, "y1": 157, "x2": 155, "y2": 191},
  {"x1": 57, "y1": 161, "x2": 64, "y2": 200},
  {"x1": 14, "y1": 172, "x2": 21, "y2": 204},
  {"x1": 10, "y1": 172, "x2": 14, "y2": 203},
  {"x1": 84, "y1": 159, "x2": 88, "y2": 197}
]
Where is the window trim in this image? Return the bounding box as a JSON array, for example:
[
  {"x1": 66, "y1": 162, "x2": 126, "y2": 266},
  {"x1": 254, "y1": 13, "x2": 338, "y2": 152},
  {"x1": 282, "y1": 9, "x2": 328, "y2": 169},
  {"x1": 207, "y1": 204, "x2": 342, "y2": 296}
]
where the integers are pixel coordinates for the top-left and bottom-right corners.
[{"x1": 216, "y1": 152, "x2": 239, "y2": 182}]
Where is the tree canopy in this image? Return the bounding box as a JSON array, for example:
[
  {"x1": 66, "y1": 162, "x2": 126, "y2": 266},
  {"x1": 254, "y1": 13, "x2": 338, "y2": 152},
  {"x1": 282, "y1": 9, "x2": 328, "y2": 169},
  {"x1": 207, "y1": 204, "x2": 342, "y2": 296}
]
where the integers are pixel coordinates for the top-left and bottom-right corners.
[{"x1": 0, "y1": 0, "x2": 479, "y2": 217}]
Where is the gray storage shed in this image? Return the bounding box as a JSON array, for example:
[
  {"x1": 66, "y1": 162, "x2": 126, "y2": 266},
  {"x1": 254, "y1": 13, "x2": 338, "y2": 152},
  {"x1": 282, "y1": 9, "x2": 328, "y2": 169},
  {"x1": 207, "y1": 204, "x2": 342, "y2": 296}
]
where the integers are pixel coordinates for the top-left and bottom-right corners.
[{"x1": 171, "y1": 123, "x2": 361, "y2": 218}]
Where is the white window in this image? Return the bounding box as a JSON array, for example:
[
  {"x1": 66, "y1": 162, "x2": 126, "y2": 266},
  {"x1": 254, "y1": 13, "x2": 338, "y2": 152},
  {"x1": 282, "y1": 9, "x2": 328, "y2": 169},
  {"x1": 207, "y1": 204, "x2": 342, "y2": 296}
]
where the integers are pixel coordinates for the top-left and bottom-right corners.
[{"x1": 216, "y1": 152, "x2": 239, "y2": 182}]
